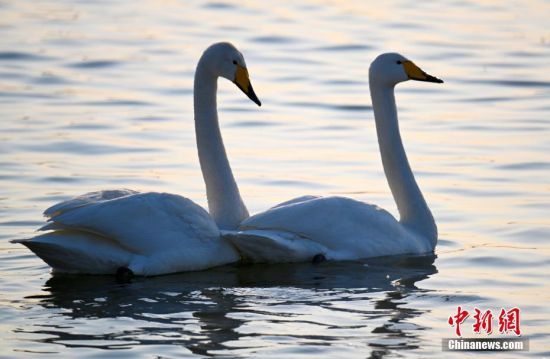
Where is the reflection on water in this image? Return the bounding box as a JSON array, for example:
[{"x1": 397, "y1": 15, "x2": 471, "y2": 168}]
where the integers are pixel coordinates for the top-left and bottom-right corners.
[
  {"x1": 18, "y1": 256, "x2": 436, "y2": 357},
  {"x1": 1, "y1": 0, "x2": 549, "y2": 357}
]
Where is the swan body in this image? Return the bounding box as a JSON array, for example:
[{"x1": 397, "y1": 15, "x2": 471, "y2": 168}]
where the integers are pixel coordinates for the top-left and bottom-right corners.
[
  {"x1": 224, "y1": 196, "x2": 432, "y2": 262},
  {"x1": 15, "y1": 190, "x2": 238, "y2": 275},
  {"x1": 224, "y1": 53, "x2": 443, "y2": 263},
  {"x1": 13, "y1": 42, "x2": 262, "y2": 275}
]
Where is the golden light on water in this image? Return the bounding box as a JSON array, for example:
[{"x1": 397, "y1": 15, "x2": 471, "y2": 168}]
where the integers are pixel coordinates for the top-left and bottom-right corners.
[{"x1": 0, "y1": 0, "x2": 549, "y2": 356}]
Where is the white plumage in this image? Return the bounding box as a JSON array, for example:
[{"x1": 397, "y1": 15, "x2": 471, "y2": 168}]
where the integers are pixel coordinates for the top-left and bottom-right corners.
[
  {"x1": 224, "y1": 53, "x2": 443, "y2": 263},
  {"x1": 13, "y1": 42, "x2": 262, "y2": 275},
  {"x1": 225, "y1": 196, "x2": 432, "y2": 262},
  {"x1": 14, "y1": 190, "x2": 239, "y2": 275}
]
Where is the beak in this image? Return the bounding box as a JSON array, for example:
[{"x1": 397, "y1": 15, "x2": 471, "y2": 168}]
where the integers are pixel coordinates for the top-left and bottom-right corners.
[
  {"x1": 234, "y1": 65, "x2": 262, "y2": 106},
  {"x1": 403, "y1": 60, "x2": 443, "y2": 83}
]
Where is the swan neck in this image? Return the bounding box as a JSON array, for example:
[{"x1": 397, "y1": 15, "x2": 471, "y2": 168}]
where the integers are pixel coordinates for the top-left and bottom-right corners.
[
  {"x1": 194, "y1": 60, "x2": 249, "y2": 229},
  {"x1": 369, "y1": 80, "x2": 437, "y2": 243}
]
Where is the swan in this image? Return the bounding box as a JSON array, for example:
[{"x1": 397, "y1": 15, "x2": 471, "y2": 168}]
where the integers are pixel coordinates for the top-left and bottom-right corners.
[
  {"x1": 12, "y1": 42, "x2": 261, "y2": 276},
  {"x1": 223, "y1": 53, "x2": 443, "y2": 263}
]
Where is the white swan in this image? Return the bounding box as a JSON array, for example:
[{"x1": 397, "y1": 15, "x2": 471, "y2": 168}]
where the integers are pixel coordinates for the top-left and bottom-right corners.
[
  {"x1": 12, "y1": 42, "x2": 261, "y2": 276},
  {"x1": 223, "y1": 53, "x2": 443, "y2": 263}
]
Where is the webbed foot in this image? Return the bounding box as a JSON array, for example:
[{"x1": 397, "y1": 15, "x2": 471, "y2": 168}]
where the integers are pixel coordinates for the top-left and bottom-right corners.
[
  {"x1": 312, "y1": 253, "x2": 326, "y2": 264},
  {"x1": 116, "y1": 266, "x2": 134, "y2": 282}
]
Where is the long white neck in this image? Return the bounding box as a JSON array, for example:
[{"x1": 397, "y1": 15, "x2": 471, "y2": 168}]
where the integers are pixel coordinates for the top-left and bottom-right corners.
[
  {"x1": 369, "y1": 80, "x2": 437, "y2": 243},
  {"x1": 193, "y1": 60, "x2": 249, "y2": 230}
]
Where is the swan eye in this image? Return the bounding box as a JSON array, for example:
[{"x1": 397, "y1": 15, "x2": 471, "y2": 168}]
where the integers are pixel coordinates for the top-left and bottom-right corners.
[
  {"x1": 396, "y1": 60, "x2": 402, "y2": 65},
  {"x1": 232, "y1": 60, "x2": 238, "y2": 65}
]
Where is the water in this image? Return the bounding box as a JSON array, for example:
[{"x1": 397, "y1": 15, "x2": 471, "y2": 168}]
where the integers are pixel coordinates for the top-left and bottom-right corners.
[{"x1": 1, "y1": 0, "x2": 548, "y2": 357}]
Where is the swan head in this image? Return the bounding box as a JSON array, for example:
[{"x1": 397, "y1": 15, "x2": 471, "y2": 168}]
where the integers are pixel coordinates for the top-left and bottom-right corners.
[
  {"x1": 369, "y1": 53, "x2": 443, "y2": 87},
  {"x1": 200, "y1": 42, "x2": 261, "y2": 106}
]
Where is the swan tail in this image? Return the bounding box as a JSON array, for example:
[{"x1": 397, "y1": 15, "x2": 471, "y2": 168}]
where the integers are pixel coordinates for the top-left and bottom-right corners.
[
  {"x1": 12, "y1": 231, "x2": 133, "y2": 274},
  {"x1": 221, "y1": 229, "x2": 328, "y2": 263}
]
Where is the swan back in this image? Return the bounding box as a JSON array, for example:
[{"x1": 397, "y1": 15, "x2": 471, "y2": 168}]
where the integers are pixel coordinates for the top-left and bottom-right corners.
[
  {"x1": 240, "y1": 196, "x2": 434, "y2": 260},
  {"x1": 16, "y1": 191, "x2": 240, "y2": 275}
]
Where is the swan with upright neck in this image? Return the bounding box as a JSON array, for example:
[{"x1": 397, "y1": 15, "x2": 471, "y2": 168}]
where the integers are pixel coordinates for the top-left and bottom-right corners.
[
  {"x1": 12, "y1": 42, "x2": 261, "y2": 276},
  {"x1": 223, "y1": 53, "x2": 443, "y2": 262},
  {"x1": 194, "y1": 42, "x2": 259, "y2": 230}
]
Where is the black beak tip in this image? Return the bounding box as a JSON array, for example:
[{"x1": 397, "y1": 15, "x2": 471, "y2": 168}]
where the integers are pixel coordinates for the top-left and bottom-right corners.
[
  {"x1": 248, "y1": 92, "x2": 261, "y2": 106},
  {"x1": 428, "y1": 73, "x2": 444, "y2": 84},
  {"x1": 426, "y1": 75, "x2": 444, "y2": 84},
  {"x1": 235, "y1": 81, "x2": 262, "y2": 107},
  {"x1": 247, "y1": 87, "x2": 262, "y2": 106}
]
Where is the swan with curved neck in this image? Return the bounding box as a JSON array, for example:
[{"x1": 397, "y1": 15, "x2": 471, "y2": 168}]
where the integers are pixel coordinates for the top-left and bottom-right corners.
[
  {"x1": 13, "y1": 42, "x2": 261, "y2": 276},
  {"x1": 194, "y1": 42, "x2": 260, "y2": 229},
  {"x1": 224, "y1": 53, "x2": 443, "y2": 262}
]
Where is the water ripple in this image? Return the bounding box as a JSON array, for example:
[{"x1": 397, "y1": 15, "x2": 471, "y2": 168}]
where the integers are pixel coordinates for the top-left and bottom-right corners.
[
  {"x1": 78, "y1": 99, "x2": 153, "y2": 107},
  {"x1": 251, "y1": 35, "x2": 297, "y2": 44},
  {"x1": 315, "y1": 44, "x2": 372, "y2": 52},
  {"x1": 20, "y1": 141, "x2": 157, "y2": 155},
  {"x1": 466, "y1": 79, "x2": 550, "y2": 88},
  {"x1": 31, "y1": 72, "x2": 72, "y2": 85},
  {"x1": 496, "y1": 161, "x2": 550, "y2": 171},
  {"x1": 202, "y1": 2, "x2": 236, "y2": 10},
  {"x1": 229, "y1": 120, "x2": 279, "y2": 128},
  {"x1": 285, "y1": 101, "x2": 372, "y2": 112},
  {"x1": 67, "y1": 60, "x2": 122, "y2": 69},
  {"x1": 0, "y1": 51, "x2": 54, "y2": 61},
  {"x1": 1, "y1": 0, "x2": 549, "y2": 357}
]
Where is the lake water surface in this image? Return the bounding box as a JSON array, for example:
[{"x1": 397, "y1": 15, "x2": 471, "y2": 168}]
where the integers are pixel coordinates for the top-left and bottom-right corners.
[{"x1": 1, "y1": 0, "x2": 549, "y2": 357}]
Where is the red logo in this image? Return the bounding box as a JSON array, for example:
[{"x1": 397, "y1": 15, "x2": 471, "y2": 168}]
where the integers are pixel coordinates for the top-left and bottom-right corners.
[
  {"x1": 498, "y1": 307, "x2": 521, "y2": 336},
  {"x1": 448, "y1": 306, "x2": 470, "y2": 336},
  {"x1": 448, "y1": 307, "x2": 521, "y2": 336},
  {"x1": 473, "y1": 308, "x2": 493, "y2": 334}
]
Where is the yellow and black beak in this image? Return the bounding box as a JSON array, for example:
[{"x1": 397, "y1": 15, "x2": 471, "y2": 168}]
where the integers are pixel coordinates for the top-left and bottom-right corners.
[
  {"x1": 403, "y1": 60, "x2": 443, "y2": 84},
  {"x1": 234, "y1": 65, "x2": 261, "y2": 106}
]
